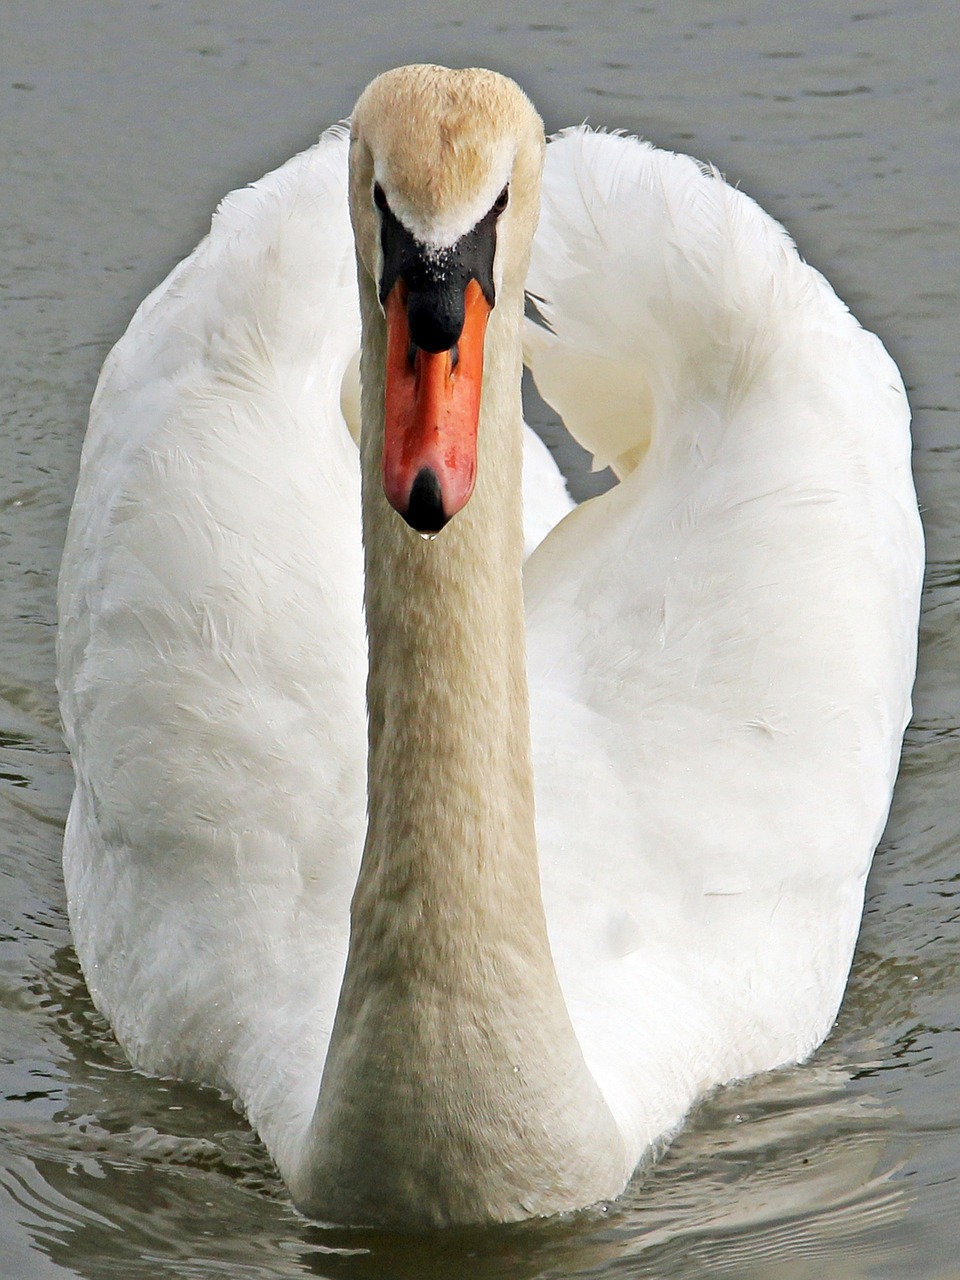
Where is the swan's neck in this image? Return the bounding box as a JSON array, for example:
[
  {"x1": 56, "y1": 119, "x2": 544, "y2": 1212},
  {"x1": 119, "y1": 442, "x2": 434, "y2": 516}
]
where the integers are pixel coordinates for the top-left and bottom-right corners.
[
  {"x1": 297, "y1": 270, "x2": 626, "y2": 1226},
  {"x1": 360, "y1": 285, "x2": 538, "y2": 965}
]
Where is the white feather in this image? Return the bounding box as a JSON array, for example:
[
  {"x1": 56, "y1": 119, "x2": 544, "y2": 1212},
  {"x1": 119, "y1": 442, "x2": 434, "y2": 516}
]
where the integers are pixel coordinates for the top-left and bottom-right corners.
[{"x1": 58, "y1": 120, "x2": 921, "y2": 1202}]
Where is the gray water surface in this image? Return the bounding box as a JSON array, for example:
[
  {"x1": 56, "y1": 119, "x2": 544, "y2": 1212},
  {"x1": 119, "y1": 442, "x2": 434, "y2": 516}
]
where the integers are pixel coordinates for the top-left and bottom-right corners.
[{"x1": 2, "y1": 2, "x2": 958, "y2": 1276}]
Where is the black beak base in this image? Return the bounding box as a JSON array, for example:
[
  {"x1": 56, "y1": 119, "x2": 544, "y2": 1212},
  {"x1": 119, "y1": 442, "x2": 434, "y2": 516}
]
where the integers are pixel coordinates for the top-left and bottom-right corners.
[{"x1": 378, "y1": 201, "x2": 499, "y2": 355}]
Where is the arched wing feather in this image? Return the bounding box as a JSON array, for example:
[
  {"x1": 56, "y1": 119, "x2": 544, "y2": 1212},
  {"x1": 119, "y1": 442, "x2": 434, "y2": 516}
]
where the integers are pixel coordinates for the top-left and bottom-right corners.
[
  {"x1": 523, "y1": 129, "x2": 922, "y2": 1157},
  {"x1": 57, "y1": 128, "x2": 369, "y2": 1161}
]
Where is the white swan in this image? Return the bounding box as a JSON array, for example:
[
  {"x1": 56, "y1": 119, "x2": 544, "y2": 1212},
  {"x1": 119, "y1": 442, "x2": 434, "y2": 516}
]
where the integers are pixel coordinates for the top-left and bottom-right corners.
[{"x1": 57, "y1": 65, "x2": 922, "y2": 1227}]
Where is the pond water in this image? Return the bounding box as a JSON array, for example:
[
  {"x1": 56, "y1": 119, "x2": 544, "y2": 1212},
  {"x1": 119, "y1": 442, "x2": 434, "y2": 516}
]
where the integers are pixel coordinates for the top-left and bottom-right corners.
[{"x1": 2, "y1": 1, "x2": 958, "y2": 1276}]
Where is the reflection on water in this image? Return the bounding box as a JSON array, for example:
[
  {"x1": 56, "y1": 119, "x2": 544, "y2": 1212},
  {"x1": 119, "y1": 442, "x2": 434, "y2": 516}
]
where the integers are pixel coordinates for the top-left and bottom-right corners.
[
  {"x1": 2, "y1": 0, "x2": 958, "y2": 1276},
  {"x1": 1, "y1": 993, "x2": 921, "y2": 1280}
]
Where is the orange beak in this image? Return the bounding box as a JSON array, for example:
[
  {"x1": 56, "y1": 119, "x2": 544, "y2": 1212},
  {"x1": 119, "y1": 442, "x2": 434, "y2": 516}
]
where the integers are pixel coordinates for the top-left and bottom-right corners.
[{"x1": 382, "y1": 278, "x2": 492, "y2": 532}]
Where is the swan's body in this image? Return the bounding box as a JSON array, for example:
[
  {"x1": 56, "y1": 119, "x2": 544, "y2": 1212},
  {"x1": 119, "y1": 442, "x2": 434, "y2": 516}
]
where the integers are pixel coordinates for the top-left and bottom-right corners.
[{"x1": 58, "y1": 66, "x2": 922, "y2": 1226}]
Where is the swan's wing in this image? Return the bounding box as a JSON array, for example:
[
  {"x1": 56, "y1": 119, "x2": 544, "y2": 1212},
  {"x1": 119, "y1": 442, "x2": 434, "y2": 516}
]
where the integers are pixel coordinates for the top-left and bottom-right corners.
[
  {"x1": 57, "y1": 127, "x2": 368, "y2": 1164},
  {"x1": 524, "y1": 128, "x2": 923, "y2": 1160}
]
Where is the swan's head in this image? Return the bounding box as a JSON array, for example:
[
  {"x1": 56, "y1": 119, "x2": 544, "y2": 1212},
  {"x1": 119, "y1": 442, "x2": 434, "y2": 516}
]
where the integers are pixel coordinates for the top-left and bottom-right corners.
[{"x1": 349, "y1": 65, "x2": 544, "y2": 533}]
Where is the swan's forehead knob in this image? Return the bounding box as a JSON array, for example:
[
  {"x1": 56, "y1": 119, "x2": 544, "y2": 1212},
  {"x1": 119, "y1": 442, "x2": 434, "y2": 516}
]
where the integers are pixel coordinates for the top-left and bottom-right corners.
[{"x1": 378, "y1": 194, "x2": 499, "y2": 352}]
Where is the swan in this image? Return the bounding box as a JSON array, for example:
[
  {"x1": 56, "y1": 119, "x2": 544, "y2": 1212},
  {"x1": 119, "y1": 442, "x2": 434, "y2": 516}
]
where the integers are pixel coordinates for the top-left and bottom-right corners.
[{"x1": 56, "y1": 64, "x2": 922, "y2": 1227}]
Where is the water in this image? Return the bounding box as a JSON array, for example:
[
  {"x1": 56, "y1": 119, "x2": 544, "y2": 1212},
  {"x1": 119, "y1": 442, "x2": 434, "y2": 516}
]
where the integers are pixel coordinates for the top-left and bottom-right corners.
[{"x1": 1, "y1": 1, "x2": 957, "y2": 1275}]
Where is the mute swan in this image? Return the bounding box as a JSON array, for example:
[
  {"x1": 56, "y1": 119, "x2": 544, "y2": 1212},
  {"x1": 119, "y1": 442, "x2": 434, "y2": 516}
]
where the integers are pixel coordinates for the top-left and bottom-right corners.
[{"x1": 57, "y1": 64, "x2": 922, "y2": 1227}]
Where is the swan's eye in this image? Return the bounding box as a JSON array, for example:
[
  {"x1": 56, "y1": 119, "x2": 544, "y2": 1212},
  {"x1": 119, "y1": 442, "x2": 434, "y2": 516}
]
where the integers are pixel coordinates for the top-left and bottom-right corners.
[
  {"x1": 373, "y1": 182, "x2": 389, "y2": 213},
  {"x1": 492, "y1": 185, "x2": 509, "y2": 216}
]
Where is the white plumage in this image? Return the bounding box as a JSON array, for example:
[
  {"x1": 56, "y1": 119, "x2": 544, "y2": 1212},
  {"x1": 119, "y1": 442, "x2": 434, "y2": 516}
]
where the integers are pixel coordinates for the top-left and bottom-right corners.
[{"x1": 58, "y1": 78, "x2": 922, "y2": 1225}]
